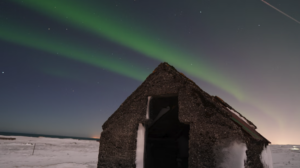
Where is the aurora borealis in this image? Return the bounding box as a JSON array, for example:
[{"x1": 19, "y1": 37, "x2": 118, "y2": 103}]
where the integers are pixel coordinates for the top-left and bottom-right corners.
[
  {"x1": 0, "y1": 16, "x2": 149, "y2": 81},
  {"x1": 10, "y1": 0, "x2": 243, "y2": 99},
  {"x1": 1, "y1": 0, "x2": 300, "y2": 144}
]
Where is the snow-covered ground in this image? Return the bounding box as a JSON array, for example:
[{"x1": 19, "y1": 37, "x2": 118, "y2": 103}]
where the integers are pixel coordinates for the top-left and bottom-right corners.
[
  {"x1": 0, "y1": 136, "x2": 99, "y2": 168},
  {"x1": 271, "y1": 145, "x2": 300, "y2": 168},
  {"x1": 0, "y1": 135, "x2": 299, "y2": 168}
]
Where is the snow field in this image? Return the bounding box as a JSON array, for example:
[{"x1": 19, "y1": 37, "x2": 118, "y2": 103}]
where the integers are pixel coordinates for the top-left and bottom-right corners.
[
  {"x1": 0, "y1": 136, "x2": 99, "y2": 168},
  {"x1": 0, "y1": 135, "x2": 300, "y2": 168}
]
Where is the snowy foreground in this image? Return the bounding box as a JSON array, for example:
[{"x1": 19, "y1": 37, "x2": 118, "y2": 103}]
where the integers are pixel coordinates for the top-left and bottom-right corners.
[
  {"x1": 0, "y1": 136, "x2": 98, "y2": 168},
  {"x1": 0, "y1": 136, "x2": 300, "y2": 168},
  {"x1": 271, "y1": 145, "x2": 300, "y2": 168}
]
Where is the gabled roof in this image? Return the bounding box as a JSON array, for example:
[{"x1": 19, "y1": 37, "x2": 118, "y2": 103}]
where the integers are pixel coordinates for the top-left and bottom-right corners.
[
  {"x1": 103, "y1": 62, "x2": 270, "y2": 143},
  {"x1": 161, "y1": 63, "x2": 270, "y2": 143}
]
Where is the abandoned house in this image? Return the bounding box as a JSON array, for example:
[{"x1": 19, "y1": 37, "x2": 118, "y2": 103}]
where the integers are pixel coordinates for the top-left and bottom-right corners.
[{"x1": 97, "y1": 62, "x2": 271, "y2": 168}]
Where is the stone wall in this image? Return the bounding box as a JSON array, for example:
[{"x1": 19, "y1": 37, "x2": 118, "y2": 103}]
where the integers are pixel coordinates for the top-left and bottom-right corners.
[{"x1": 97, "y1": 62, "x2": 269, "y2": 168}]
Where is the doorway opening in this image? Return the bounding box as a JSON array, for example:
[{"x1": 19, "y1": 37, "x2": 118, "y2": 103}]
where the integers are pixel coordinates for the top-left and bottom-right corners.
[{"x1": 144, "y1": 96, "x2": 190, "y2": 168}]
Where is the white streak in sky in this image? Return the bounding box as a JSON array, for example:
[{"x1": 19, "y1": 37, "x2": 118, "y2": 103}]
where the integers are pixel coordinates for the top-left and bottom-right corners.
[{"x1": 261, "y1": 0, "x2": 300, "y2": 24}]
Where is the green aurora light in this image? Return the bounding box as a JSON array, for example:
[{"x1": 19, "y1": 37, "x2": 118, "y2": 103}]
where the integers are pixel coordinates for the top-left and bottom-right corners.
[
  {"x1": 0, "y1": 21, "x2": 148, "y2": 81},
  {"x1": 13, "y1": 0, "x2": 245, "y2": 100}
]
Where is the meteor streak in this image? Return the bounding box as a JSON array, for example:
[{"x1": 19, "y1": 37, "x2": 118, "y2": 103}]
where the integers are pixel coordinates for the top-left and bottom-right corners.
[{"x1": 261, "y1": 0, "x2": 300, "y2": 24}]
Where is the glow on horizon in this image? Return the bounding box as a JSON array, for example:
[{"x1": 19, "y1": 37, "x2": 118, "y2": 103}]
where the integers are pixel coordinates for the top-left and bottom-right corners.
[{"x1": 91, "y1": 136, "x2": 100, "y2": 139}]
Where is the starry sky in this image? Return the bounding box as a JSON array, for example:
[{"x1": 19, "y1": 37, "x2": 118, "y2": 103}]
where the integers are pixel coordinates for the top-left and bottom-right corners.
[{"x1": 0, "y1": 0, "x2": 299, "y2": 144}]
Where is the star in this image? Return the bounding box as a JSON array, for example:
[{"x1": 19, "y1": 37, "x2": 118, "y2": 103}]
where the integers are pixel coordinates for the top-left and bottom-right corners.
[
  {"x1": 48, "y1": 28, "x2": 50, "y2": 30},
  {"x1": 1, "y1": 72, "x2": 4, "y2": 74}
]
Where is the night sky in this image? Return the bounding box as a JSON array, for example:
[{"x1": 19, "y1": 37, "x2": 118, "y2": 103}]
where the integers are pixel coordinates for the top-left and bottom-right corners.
[{"x1": 1, "y1": 0, "x2": 299, "y2": 144}]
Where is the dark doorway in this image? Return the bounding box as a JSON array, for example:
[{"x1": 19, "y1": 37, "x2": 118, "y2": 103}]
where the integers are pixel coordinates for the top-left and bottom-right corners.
[{"x1": 144, "y1": 96, "x2": 190, "y2": 168}]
